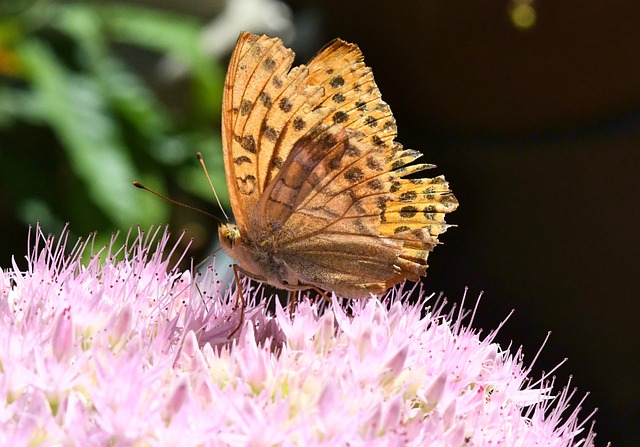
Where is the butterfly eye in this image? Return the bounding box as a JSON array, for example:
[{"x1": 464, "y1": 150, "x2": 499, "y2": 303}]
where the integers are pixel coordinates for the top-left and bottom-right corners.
[{"x1": 218, "y1": 224, "x2": 240, "y2": 249}]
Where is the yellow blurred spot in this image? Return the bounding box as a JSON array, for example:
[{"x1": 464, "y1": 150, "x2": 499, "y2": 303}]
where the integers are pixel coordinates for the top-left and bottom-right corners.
[
  {"x1": 0, "y1": 21, "x2": 23, "y2": 77},
  {"x1": 510, "y1": 3, "x2": 537, "y2": 30},
  {"x1": 0, "y1": 47, "x2": 22, "y2": 76}
]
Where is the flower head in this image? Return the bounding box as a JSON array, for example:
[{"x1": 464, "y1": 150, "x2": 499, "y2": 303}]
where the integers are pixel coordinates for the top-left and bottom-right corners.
[{"x1": 0, "y1": 225, "x2": 600, "y2": 446}]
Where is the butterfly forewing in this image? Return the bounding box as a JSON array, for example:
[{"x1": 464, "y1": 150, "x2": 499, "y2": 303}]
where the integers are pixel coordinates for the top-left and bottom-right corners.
[
  {"x1": 223, "y1": 33, "x2": 328, "y2": 231},
  {"x1": 306, "y1": 39, "x2": 398, "y2": 150}
]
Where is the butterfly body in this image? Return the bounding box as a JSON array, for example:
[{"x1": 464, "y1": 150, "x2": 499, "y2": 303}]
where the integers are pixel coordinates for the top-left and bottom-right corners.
[
  {"x1": 219, "y1": 222, "x2": 304, "y2": 291},
  {"x1": 219, "y1": 32, "x2": 458, "y2": 299}
]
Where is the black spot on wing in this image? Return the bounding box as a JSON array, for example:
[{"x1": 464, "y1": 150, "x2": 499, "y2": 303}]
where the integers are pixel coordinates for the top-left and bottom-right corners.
[
  {"x1": 344, "y1": 167, "x2": 364, "y2": 184},
  {"x1": 333, "y1": 111, "x2": 348, "y2": 124},
  {"x1": 329, "y1": 76, "x2": 345, "y2": 88},
  {"x1": 263, "y1": 57, "x2": 276, "y2": 71},
  {"x1": 240, "y1": 100, "x2": 252, "y2": 116},
  {"x1": 279, "y1": 97, "x2": 292, "y2": 113},
  {"x1": 293, "y1": 117, "x2": 306, "y2": 131},
  {"x1": 234, "y1": 156, "x2": 252, "y2": 165},
  {"x1": 234, "y1": 134, "x2": 257, "y2": 154},
  {"x1": 259, "y1": 92, "x2": 272, "y2": 108}
]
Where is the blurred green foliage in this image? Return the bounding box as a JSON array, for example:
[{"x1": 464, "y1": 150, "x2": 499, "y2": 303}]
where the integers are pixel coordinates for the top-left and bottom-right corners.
[{"x1": 0, "y1": 1, "x2": 228, "y2": 264}]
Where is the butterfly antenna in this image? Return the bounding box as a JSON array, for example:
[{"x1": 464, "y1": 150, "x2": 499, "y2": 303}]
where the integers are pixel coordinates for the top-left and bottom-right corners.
[
  {"x1": 132, "y1": 181, "x2": 224, "y2": 223},
  {"x1": 197, "y1": 152, "x2": 230, "y2": 222}
]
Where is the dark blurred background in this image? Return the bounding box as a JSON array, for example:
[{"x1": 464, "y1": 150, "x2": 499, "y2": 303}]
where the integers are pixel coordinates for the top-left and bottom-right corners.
[{"x1": 1, "y1": 1, "x2": 638, "y2": 445}]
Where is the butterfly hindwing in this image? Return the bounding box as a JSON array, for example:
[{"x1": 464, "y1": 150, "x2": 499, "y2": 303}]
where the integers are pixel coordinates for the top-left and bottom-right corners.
[{"x1": 248, "y1": 125, "x2": 456, "y2": 297}]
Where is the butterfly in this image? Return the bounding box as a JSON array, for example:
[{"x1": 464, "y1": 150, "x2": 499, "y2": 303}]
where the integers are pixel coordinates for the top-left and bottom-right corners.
[{"x1": 218, "y1": 32, "x2": 457, "y2": 302}]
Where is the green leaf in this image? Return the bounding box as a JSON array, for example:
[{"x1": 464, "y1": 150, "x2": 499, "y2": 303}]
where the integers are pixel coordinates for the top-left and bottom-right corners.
[
  {"x1": 94, "y1": 4, "x2": 203, "y2": 57},
  {"x1": 54, "y1": 4, "x2": 175, "y2": 156},
  {"x1": 0, "y1": 87, "x2": 45, "y2": 126},
  {"x1": 93, "y1": 3, "x2": 223, "y2": 119},
  {"x1": 94, "y1": 56, "x2": 173, "y2": 138},
  {"x1": 17, "y1": 39, "x2": 167, "y2": 228}
]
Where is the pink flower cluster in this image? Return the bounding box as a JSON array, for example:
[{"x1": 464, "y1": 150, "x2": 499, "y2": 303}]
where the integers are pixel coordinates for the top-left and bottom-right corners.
[{"x1": 0, "y1": 225, "x2": 600, "y2": 446}]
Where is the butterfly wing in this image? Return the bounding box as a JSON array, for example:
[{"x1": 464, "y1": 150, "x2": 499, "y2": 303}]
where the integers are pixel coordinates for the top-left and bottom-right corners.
[
  {"x1": 222, "y1": 33, "x2": 326, "y2": 232},
  {"x1": 224, "y1": 32, "x2": 457, "y2": 297},
  {"x1": 250, "y1": 124, "x2": 456, "y2": 297},
  {"x1": 222, "y1": 32, "x2": 395, "y2": 233}
]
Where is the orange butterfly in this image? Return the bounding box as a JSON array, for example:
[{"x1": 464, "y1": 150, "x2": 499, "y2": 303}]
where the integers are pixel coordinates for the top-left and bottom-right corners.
[{"x1": 218, "y1": 32, "x2": 457, "y2": 302}]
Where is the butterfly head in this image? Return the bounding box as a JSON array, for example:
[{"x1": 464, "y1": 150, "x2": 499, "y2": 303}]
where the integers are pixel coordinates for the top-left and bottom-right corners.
[{"x1": 218, "y1": 223, "x2": 241, "y2": 252}]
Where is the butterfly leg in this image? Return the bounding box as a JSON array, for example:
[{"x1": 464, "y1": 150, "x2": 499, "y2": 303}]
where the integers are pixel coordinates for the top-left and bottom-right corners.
[
  {"x1": 194, "y1": 245, "x2": 223, "y2": 271},
  {"x1": 303, "y1": 287, "x2": 353, "y2": 319},
  {"x1": 289, "y1": 290, "x2": 298, "y2": 319},
  {"x1": 195, "y1": 281, "x2": 208, "y2": 312},
  {"x1": 286, "y1": 285, "x2": 332, "y2": 315},
  {"x1": 308, "y1": 286, "x2": 332, "y2": 304},
  {"x1": 193, "y1": 250, "x2": 226, "y2": 312},
  {"x1": 228, "y1": 264, "x2": 246, "y2": 338},
  {"x1": 227, "y1": 265, "x2": 269, "y2": 336}
]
